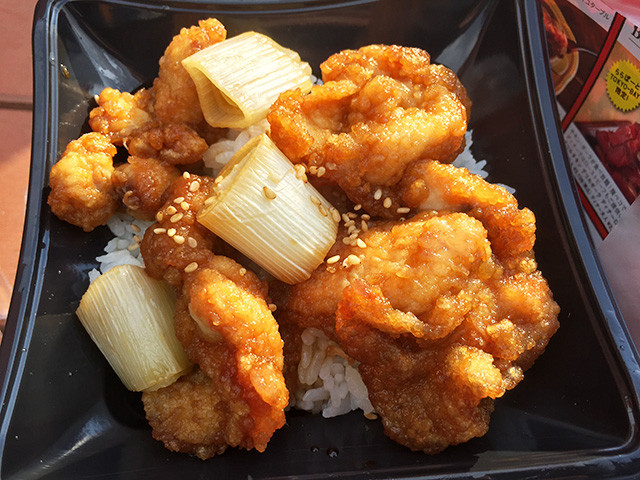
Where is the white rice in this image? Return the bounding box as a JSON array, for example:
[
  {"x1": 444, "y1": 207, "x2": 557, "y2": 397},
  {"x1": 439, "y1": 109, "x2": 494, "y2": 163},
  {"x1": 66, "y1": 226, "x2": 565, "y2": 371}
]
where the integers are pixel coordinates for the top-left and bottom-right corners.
[
  {"x1": 291, "y1": 328, "x2": 374, "y2": 418},
  {"x1": 87, "y1": 213, "x2": 153, "y2": 282}
]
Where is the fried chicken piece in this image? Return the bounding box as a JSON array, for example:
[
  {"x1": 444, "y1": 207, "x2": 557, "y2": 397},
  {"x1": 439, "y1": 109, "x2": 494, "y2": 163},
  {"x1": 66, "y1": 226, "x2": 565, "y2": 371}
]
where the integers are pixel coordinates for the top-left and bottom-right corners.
[
  {"x1": 140, "y1": 174, "x2": 288, "y2": 457},
  {"x1": 127, "y1": 123, "x2": 209, "y2": 165},
  {"x1": 140, "y1": 174, "x2": 218, "y2": 287},
  {"x1": 153, "y1": 18, "x2": 227, "y2": 128},
  {"x1": 399, "y1": 160, "x2": 536, "y2": 259},
  {"x1": 142, "y1": 367, "x2": 251, "y2": 459},
  {"x1": 47, "y1": 132, "x2": 119, "y2": 232},
  {"x1": 268, "y1": 44, "x2": 470, "y2": 214},
  {"x1": 282, "y1": 211, "x2": 559, "y2": 453},
  {"x1": 111, "y1": 156, "x2": 180, "y2": 219},
  {"x1": 89, "y1": 88, "x2": 154, "y2": 145}
]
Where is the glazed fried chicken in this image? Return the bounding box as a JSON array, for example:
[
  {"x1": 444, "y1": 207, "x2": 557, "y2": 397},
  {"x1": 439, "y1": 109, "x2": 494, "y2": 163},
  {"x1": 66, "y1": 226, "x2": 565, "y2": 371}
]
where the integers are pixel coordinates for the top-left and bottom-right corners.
[
  {"x1": 49, "y1": 20, "x2": 225, "y2": 230},
  {"x1": 140, "y1": 174, "x2": 288, "y2": 458},
  {"x1": 281, "y1": 209, "x2": 559, "y2": 453},
  {"x1": 268, "y1": 44, "x2": 470, "y2": 216},
  {"x1": 153, "y1": 18, "x2": 227, "y2": 129},
  {"x1": 47, "y1": 133, "x2": 119, "y2": 232}
]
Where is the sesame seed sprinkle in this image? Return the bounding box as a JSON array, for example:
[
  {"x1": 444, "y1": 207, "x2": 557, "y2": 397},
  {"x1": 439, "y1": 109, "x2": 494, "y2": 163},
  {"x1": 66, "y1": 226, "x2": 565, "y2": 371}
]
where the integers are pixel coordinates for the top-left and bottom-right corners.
[
  {"x1": 263, "y1": 186, "x2": 277, "y2": 200},
  {"x1": 133, "y1": 235, "x2": 142, "y2": 243},
  {"x1": 156, "y1": 211, "x2": 164, "y2": 222},
  {"x1": 317, "y1": 166, "x2": 326, "y2": 177},
  {"x1": 167, "y1": 228, "x2": 176, "y2": 237},
  {"x1": 374, "y1": 189, "x2": 383, "y2": 200},
  {"x1": 187, "y1": 237, "x2": 198, "y2": 248},
  {"x1": 214, "y1": 176, "x2": 223, "y2": 184},
  {"x1": 189, "y1": 181, "x2": 200, "y2": 192},
  {"x1": 327, "y1": 255, "x2": 340, "y2": 264},
  {"x1": 342, "y1": 254, "x2": 361, "y2": 268},
  {"x1": 361, "y1": 220, "x2": 369, "y2": 232},
  {"x1": 183, "y1": 172, "x2": 191, "y2": 179},
  {"x1": 309, "y1": 195, "x2": 321, "y2": 206},
  {"x1": 130, "y1": 224, "x2": 141, "y2": 233},
  {"x1": 357, "y1": 238, "x2": 367, "y2": 248},
  {"x1": 170, "y1": 213, "x2": 184, "y2": 223},
  {"x1": 239, "y1": 268, "x2": 247, "y2": 275},
  {"x1": 184, "y1": 262, "x2": 198, "y2": 273},
  {"x1": 173, "y1": 235, "x2": 185, "y2": 245},
  {"x1": 318, "y1": 204, "x2": 328, "y2": 217},
  {"x1": 180, "y1": 201, "x2": 190, "y2": 211},
  {"x1": 174, "y1": 196, "x2": 185, "y2": 204},
  {"x1": 128, "y1": 243, "x2": 140, "y2": 251},
  {"x1": 166, "y1": 205, "x2": 177, "y2": 215},
  {"x1": 153, "y1": 227, "x2": 167, "y2": 235},
  {"x1": 361, "y1": 214, "x2": 371, "y2": 221},
  {"x1": 330, "y1": 208, "x2": 341, "y2": 223},
  {"x1": 397, "y1": 207, "x2": 411, "y2": 214},
  {"x1": 383, "y1": 197, "x2": 392, "y2": 208}
]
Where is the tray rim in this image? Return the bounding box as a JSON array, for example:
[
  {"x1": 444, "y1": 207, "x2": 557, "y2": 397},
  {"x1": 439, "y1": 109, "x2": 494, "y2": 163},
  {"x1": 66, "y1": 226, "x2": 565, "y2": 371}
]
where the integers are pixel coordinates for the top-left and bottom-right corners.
[{"x1": 1, "y1": 0, "x2": 640, "y2": 477}]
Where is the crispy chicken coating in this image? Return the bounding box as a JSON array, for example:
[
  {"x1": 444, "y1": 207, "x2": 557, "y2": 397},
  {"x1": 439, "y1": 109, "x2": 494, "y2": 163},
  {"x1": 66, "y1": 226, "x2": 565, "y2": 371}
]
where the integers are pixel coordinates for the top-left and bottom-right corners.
[
  {"x1": 126, "y1": 123, "x2": 209, "y2": 165},
  {"x1": 47, "y1": 132, "x2": 119, "y2": 232},
  {"x1": 153, "y1": 18, "x2": 227, "y2": 128},
  {"x1": 89, "y1": 88, "x2": 154, "y2": 145},
  {"x1": 111, "y1": 156, "x2": 180, "y2": 219},
  {"x1": 140, "y1": 174, "x2": 288, "y2": 458},
  {"x1": 268, "y1": 44, "x2": 470, "y2": 214},
  {"x1": 399, "y1": 160, "x2": 536, "y2": 260},
  {"x1": 281, "y1": 211, "x2": 559, "y2": 453}
]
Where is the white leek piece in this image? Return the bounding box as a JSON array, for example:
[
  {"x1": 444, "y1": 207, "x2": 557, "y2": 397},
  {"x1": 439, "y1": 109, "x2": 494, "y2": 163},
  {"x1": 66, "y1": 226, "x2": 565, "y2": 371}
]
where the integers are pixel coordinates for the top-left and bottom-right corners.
[
  {"x1": 76, "y1": 265, "x2": 191, "y2": 392},
  {"x1": 198, "y1": 133, "x2": 338, "y2": 284},
  {"x1": 182, "y1": 31, "x2": 313, "y2": 128}
]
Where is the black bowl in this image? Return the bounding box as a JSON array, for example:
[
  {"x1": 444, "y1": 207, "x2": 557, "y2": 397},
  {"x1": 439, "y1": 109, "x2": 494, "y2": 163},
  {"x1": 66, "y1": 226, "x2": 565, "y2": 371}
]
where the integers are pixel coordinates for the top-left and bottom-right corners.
[{"x1": 1, "y1": 0, "x2": 640, "y2": 478}]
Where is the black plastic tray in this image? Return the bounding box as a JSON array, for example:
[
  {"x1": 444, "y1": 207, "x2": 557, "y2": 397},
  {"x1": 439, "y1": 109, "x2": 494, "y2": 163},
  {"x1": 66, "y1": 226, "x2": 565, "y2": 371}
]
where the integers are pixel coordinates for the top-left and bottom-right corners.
[{"x1": 2, "y1": 0, "x2": 640, "y2": 478}]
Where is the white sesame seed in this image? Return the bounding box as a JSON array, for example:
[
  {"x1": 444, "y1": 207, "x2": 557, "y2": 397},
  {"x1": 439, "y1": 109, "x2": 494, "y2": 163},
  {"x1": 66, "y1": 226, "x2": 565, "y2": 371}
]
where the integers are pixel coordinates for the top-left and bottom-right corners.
[
  {"x1": 317, "y1": 166, "x2": 326, "y2": 177},
  {"x1": 327, "y1": 255, "x2": 340, "y2": 264},
  {"x1": 153, "y1": 227, "x2": 166, "y2": 235},
  {"x1": 166, "y1": 205, "x2": 177, "y2": 215},
  {"x1": 397, "y1": 207, "x2": 411, "y2": 214},
  {"x1": 130, "y1": 224, "x2": 141, "y2": 233},
  {"x1": 189, "y1": 181, "x2": 200, "y2": 192},
  {"x1": 173, "y1": 235, "x2": 185, "y2": 245},
  {"x1": 309, "y1": 166, "x2": 318, "y2": 175},
  {"x1": 309, "y1": 195, "x2": 321, "y2": 206},
  {"x1": 374, "y1": 189, "x2": 383, "y2": 200},
  {"x1": 127, "y1": 243, "x2": 140, "y2": 251},
  {"x1": 361, "y1": 220, "x2": 369, "y2": 232},
  {"x1": 383, "y1": 197, "x2": 392, "y2": 208},
  {"x1": 354, "y1": 204, "x2": 362, "y2": 211},
  {"x1": 263, "y1": 186, "x2": 277, "y2": 200},
  {"x1": 342, "y1": 254, "x2": 361, "y2": 268},
  {"x1": 318, "y1": 204, "x2": 328, "y2": 217},
  {"x1": 187, "y1": 237, "x2": 198, "y2": 248},
  {"x1": 356, "y1": 238, "x2": 367, "y2": 248},
  {"x1": 183, "y1": 171, "x2": 191, "y2": 179},
  {"x1": 180, "y1": 201, "x2": 190, "y2": 211},
  {"x1": 239, "y1": 268, "x2": 247, "y2": 275},
  {"x1": 214, "y1": 176, "x2": 223, "y2": 184},
  {"x1": 170, "y1": 213, "x2": 184, "y2": 223},
  {"x1": 155, "y1": 211, "x2": 164, "y2": 222},
  {"x1": 184, "y1": 262, "x2": 198, "y2": 273},
  {"x1": 133, "y1": 235, "x2": 142, "y2": 243},
  {"x1": 174, "y1": 196, "x2": 185, "y2": 204},
  {"x1": 361, "y1": 214, "x2": 371, "y2": 221},
  {"x1": 167, "y1": 228, "x2": 176, "y2": 237},
  {"x1": 330, "y1": 208, "x2": 341, "y2": 223}
]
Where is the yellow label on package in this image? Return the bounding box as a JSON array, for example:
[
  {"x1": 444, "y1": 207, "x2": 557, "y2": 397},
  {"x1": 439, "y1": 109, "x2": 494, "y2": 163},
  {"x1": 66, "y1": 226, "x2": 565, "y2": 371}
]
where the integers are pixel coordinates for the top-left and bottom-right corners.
[{"x1": 606, "y1": 59, "x2": 640, "y2": 112}]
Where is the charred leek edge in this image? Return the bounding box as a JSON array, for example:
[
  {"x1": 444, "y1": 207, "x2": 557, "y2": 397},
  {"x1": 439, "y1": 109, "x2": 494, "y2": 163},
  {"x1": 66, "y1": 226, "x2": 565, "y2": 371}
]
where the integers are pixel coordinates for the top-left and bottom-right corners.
[
  {"x1": 198, "y1": 133, "x2": 338, "y2": 284},
  {"x1": 76, "y1": 265, "x2": 191, "y2": 392},
  {"x1": 182, "y1": 31, "x2": 313, "y2": 128}
]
